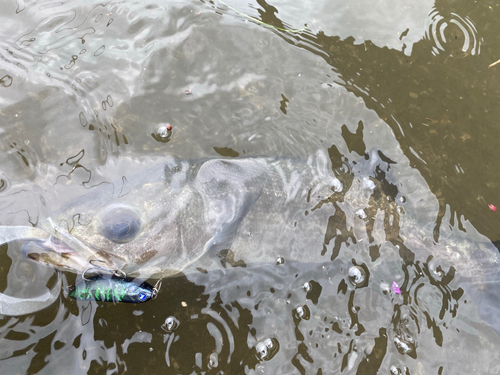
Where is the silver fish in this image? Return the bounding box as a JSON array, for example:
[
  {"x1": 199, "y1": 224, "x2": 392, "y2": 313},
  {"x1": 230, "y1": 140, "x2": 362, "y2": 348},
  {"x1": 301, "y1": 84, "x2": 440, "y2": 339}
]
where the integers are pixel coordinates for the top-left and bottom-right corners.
[
  {"x1": 1, "y1": 152, "x2": 499, "y2": 337},
  {"x1": 2, "y1": 156, "x2": 342, "y2": 279}
]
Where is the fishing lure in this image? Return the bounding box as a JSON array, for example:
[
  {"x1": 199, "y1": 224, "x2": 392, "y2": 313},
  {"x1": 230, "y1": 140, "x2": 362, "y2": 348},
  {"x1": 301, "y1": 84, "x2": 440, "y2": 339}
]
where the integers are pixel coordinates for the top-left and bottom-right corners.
[{"x1": 69, "y1": 274, "x2": 160, "y2": 303}]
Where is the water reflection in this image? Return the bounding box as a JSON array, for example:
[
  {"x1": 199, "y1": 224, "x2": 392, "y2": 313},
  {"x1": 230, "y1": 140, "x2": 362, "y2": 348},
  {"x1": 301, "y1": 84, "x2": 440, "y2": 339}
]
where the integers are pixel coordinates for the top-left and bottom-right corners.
[
  {"x1": 1, "y1": 0, "x2": 500, "y2": 373},
  {"x1": 250, "y1": 0, "x2": 500, "y2": 242},
  {"x1": 1, "y1": 147, "x2": 498, "y2": 373}
]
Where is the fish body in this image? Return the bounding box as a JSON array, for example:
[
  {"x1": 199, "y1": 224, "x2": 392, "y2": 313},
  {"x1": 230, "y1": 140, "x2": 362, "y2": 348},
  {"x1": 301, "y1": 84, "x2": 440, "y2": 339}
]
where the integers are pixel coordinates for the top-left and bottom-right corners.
[
  {"x1": 2, "y1": 152, "x2": 500, "y2": 333},
  {"x1": 19, "y1": 155, "x2": 342, "y2": 279},
  {"x1": 4, "y1": 153, "x2": 497, "y2": 281},
  {"x1": 68, "y1": 275, "x2": 155, "y2": 303}
]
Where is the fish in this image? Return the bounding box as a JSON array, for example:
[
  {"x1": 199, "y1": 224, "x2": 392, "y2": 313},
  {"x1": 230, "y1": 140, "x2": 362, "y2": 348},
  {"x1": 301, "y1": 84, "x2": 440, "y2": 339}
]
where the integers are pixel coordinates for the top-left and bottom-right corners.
[
  {"x1": 8, "y1": 155, "x2": 343, "y2": 279},
  {"x1": 0, "y1": 154, "x2": 341, "y2": 314},
  {"x1": 1, "y1": 151, "x2": 500, "y2": 336}
]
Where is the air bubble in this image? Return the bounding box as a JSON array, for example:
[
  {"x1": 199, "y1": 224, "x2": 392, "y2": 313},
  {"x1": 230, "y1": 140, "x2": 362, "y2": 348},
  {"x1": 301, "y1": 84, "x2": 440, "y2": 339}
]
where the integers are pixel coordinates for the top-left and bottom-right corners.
[
  {"x1": 348, "y1": 265, "x2": 367, "y2": 288},
  {"x1": 207, "y1": 352, "x2": 218, "y2": 369},
  {"x1": 276, "y1": 257, "x2": 285, "y2": 265},
  {"x1": 295, "y1": 305, "x2": 310, "y2": 320},
  {"x1": 355, "y1": 208, "x2": 367, "y2": 219},
  {"x1": 153, "y1": 123, "x2": 173, "y2": 143},
  {"x1": 255, "y1": 337, "x2": 279, "y2": 362},
  {"x1": 94, "y1": 45, "x2": 105, "y2": 56},
  {"x1": 362, "y1": 177, "x2": 376, "y2": 190},
  {"x1": 161, "y1": 316, "x2": 179, "y2": 333},
  {"x1": 0, "y1": 75, "x2": 13, "y2": 87},
  {"x1": 155, "y1": 123, "x2": 172, "y2": 138},
  {"x1": 390, "y1": 366, "x2": 402, "y2": 375},
  {"x1": 331, "y1": 178, "x2": 343, "y2": 192},
  {"x1": 79, "y1": 112, "x2": 88, "y2": 127},
  {"x1": 303, "y1": 281, "x2": 312, "y2": 293}
]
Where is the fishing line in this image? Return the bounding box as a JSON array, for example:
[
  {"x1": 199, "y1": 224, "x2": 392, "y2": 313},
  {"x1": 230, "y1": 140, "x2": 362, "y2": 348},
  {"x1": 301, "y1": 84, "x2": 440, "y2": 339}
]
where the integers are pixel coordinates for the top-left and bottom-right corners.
[{"x1": 218, "y1": 0, "x2": 307, "y2": 33}]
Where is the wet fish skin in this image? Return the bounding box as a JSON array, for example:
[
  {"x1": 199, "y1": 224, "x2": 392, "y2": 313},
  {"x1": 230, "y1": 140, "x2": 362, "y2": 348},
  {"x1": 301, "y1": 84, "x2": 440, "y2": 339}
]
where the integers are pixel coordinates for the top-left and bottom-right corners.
[
  {"x1": 4, "y1": 152, "x2": 500, "y2": 338},
  {"x1": 23, "y1": 156, "x2": 339, "y2": 278}
]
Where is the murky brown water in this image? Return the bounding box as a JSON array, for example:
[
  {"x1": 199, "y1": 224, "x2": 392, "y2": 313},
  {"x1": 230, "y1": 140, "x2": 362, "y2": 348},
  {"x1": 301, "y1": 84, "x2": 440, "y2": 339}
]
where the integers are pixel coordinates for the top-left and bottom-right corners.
[{"x1": 2, "y1": 0, "x2": 500, "y2": 374}]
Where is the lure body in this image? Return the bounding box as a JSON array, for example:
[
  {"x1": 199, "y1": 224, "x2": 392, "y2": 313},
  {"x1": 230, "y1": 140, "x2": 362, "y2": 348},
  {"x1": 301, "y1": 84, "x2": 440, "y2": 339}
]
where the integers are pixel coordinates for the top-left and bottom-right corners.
[{"x1": 69, "y1": 275, "x2": 155, "y2": 303}]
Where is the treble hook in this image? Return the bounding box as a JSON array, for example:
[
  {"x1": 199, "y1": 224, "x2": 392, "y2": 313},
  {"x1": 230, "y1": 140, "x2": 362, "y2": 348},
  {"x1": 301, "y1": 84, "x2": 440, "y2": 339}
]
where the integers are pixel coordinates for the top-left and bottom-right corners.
[
  {"x1": 152, "y1": 279, "x2": 162, "y2": 299},
  {"x1": 82, "y1": 259, "x2": 127, "y2": 280},
  {"x1": 82, "y1": 267, "x2": 102, "y2": 281}
]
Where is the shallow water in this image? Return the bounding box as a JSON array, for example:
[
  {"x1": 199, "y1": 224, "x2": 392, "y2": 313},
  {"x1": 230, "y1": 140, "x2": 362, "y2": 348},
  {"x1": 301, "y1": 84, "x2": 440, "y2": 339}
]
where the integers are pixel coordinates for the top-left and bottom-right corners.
[{"x1": 2, "y1": 0, "x2": 500, "y2": 374}]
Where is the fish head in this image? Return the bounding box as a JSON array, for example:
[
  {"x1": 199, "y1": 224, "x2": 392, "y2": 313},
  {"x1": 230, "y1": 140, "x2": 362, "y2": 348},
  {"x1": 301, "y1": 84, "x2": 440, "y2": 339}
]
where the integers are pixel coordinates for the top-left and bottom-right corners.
[{"x1": 23, "y1": 159, "x2": 212, "y2": 279}]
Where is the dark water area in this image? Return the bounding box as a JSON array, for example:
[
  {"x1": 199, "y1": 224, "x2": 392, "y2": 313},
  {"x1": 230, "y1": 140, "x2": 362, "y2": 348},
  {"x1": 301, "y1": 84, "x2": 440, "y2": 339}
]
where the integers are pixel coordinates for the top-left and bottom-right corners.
[{"x1": 1, "y1": 0, "x2": 500, "y2": 374}]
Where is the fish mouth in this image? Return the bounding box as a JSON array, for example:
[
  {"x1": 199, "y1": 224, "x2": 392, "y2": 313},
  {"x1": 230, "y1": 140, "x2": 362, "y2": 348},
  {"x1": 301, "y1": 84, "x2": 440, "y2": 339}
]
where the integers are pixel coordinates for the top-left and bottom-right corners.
[
  {"x1": 17, "y1": 222, "x2": 130, "y2": 275},
  {"x1": 0, "y1": 226, "x2": 128, "y2": 316},
  {"x1": 21, "y1": 236, "x2": 129, "y2": 276},
  {"x1": 0, "y1": 225, "x2": 90, "y2": 272}
]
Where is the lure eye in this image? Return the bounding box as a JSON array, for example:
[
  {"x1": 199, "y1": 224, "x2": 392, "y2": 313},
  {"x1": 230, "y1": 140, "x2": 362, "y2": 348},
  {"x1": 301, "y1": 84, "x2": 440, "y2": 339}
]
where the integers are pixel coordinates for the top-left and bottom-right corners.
[
  {"x1": 138, "y1": 292, "x2": 148, "y2": 301},
  {"x1": 100, "y1": 204, "x2": 141, "y2": 243}
]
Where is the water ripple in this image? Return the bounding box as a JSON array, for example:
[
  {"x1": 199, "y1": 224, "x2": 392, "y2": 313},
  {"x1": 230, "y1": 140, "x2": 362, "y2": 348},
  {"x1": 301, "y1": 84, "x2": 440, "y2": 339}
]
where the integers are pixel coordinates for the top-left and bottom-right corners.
[{"x1": 426, "y1": 9, "x2": 482, "y2": 56}]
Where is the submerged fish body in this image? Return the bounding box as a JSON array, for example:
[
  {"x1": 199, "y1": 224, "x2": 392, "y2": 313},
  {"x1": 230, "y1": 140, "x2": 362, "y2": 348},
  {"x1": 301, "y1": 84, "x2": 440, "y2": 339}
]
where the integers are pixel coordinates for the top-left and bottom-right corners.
[
  {"x1": 9, "y1": 152, "x2": 498, "y2": 281},
  {"x1": 3, "y1": 152, "x2": 500, "y2": 335},
  {"x1": 23, "y1": 155, "x2": 343, "y2": 279}
]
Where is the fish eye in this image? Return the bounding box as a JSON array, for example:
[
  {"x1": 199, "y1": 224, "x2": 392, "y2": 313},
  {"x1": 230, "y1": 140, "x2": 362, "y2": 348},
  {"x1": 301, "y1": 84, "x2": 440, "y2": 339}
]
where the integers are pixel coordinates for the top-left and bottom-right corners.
[
  {"x1": 100, "y1": 204, "x2": 141, "y2": 243},
  {"x1": 138, "y1": 292, "x2": 147, "y2": 301}
]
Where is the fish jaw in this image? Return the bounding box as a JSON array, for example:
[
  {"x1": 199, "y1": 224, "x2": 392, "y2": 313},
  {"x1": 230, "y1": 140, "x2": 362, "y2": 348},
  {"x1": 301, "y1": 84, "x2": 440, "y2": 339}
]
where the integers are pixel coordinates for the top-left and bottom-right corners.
[
  {"x1": 22, "y1": 239, "x2": 93, "y2": 273},
  {"x1": 21, "y1": 236, "x2": 125, "y2": 275}
]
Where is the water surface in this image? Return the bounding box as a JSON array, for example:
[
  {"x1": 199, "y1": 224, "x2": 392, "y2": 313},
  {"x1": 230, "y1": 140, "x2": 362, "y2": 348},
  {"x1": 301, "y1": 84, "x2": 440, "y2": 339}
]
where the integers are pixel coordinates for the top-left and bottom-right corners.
[{"x1": 1, "y1": 0, "x2": 500, "y2": 374}]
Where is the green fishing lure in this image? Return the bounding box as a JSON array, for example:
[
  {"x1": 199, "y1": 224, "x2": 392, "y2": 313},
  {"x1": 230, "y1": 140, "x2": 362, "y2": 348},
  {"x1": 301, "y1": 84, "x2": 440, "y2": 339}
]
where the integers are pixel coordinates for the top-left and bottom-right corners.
[{"x1": 69, "y1": 275, "x2": 159, "y2": 303}]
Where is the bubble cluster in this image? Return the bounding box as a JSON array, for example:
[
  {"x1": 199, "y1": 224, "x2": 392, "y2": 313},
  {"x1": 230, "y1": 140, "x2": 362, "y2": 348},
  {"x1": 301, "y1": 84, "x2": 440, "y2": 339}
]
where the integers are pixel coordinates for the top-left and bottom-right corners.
[
  {"x1": 390, "y1": 365, "x2": 405, "y2": 375},
  {"x1": 392, "y1": 308, "x2": 418, "y2": 358}
]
